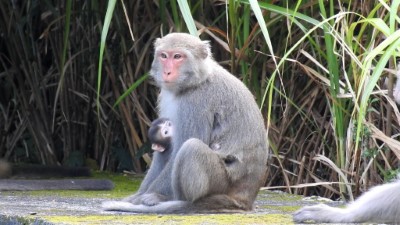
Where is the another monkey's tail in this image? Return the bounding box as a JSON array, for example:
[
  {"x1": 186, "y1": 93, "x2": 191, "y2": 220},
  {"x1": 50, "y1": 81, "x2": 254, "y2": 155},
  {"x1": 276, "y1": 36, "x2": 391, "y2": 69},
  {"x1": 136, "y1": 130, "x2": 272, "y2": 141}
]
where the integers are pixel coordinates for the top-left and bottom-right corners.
[{"x1": 102, "y1": 195, "x2": 250, "y2": 214}]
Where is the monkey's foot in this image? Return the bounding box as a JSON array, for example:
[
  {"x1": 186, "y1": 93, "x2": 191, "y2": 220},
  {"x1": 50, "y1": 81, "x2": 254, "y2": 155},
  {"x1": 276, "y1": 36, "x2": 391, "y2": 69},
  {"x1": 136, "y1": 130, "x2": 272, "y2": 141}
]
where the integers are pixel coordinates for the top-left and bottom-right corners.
[
  {"x1": 122, "y1": 194, "x2": 142, "y2": 204},
  {"x1": 122, "y1": 193, "x2": 167, "y2": 206}
]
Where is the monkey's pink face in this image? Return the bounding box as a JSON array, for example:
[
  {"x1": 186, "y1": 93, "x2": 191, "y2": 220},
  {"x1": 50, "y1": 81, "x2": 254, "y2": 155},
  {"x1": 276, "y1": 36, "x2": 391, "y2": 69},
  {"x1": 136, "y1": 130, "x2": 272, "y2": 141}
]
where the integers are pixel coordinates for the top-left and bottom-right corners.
[{"x1": 158, "y1": 51, "x2": 186, "y2": 83}]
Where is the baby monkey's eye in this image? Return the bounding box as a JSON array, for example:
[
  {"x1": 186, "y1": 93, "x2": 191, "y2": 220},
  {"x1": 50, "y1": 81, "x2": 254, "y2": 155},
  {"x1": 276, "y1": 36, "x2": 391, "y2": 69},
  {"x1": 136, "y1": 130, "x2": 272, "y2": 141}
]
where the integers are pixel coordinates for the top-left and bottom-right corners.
[
  {"x1": 160, "y1": 53, "x2": 167, "y2": 58},
  {"x1": 174, "y1": 54, "x2": 182, "y2": 59}
]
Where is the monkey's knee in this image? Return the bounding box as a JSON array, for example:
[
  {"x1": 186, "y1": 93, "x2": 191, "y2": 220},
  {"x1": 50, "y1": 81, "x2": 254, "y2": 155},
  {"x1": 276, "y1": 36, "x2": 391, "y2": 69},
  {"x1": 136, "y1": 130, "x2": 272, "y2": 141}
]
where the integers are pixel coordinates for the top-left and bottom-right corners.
[
  {"x1": 175, "y1": 138, "x2": 217, "y2": 166},
  {"x1": 172, "y1": 138, "x2": 229, "y2": 201}
]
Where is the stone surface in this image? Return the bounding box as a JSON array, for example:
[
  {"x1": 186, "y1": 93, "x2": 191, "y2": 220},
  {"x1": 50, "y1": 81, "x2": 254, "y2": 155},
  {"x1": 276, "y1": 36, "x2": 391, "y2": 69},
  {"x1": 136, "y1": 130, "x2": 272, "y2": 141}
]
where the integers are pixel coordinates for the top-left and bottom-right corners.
[
  {"x1": 0, "y1": 189, "x2": 315, "y2": 224},
  {"x1": 0, "y1": 187, "x2": 346, "y2": 224}
]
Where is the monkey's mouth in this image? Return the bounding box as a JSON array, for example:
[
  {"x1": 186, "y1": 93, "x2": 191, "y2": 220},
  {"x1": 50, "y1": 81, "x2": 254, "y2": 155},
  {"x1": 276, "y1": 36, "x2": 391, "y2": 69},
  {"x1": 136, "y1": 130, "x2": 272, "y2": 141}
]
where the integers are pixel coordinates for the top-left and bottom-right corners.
[
  {"x1": 162, "y1": 81, "x2": 177, "y2": 89},
  {"x1": 163, "y1": 81, "x2": 176, "y2": 84}
]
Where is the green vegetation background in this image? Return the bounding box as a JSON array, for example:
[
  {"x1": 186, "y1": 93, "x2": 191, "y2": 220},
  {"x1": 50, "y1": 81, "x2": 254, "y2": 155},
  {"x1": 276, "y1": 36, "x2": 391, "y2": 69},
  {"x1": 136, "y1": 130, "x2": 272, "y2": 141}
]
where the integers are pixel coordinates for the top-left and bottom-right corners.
[{"x1": 1, "y1": 0, "x2": 400, "y2": 200}]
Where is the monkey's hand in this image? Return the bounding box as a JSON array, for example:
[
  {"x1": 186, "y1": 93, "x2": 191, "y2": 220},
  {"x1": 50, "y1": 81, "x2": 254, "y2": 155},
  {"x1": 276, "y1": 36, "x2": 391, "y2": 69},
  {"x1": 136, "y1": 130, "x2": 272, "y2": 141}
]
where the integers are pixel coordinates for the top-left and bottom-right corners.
[
  {"x1": 140, "y1": 193, "x2": 168, "y2": 206},
  {"x1": 123, "y1": 193, "x2": 168, "y2": 206},
  {"x1": 122, "y1": 193, "x2": 143, "y2": 205},
  {"x1": 293, "y1": 204, "x2": 345, "y2": 223}
]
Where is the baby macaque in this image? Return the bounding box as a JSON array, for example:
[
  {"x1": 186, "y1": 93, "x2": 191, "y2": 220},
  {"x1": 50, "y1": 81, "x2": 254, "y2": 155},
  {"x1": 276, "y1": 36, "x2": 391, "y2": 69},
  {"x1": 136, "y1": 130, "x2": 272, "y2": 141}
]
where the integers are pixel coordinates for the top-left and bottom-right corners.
[{"x1": 148, "y1": 118, "x2": 173, "y2": 153}]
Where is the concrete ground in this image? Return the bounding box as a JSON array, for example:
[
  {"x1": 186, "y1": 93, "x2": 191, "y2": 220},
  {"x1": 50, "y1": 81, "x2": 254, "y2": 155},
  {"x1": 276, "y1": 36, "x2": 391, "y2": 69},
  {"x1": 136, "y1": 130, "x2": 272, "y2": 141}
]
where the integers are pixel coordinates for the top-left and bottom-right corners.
[{"x1": 0, "y1": 188, "x2": 345, "y2": 225}]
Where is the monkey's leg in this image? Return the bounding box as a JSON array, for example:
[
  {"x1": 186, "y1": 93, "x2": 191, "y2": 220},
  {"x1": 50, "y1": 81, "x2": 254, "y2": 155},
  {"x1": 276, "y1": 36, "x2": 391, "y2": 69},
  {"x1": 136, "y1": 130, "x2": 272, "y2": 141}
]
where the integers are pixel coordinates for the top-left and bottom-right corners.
[
  {"x1": 171, "y1": 138, "x2": 249, "y2": 212},
  {"x1": 103, "y1": 138, "x2": 246, "y2": 213},
  {"x1": 293, "y1": 179, "x2": 400, "y2": 223},
  {"x1": 124, "y1": 139, "x2": 220, "y2": 207},
  {"x1": 172, "y1": 138, "x2": 229, "y2": 201},
  {"x1": 123, "y1": 152, "x2": 171, "y2": 205},
  {"x1": 103, "y1": 138, "x2": 255, "y2": 213}
]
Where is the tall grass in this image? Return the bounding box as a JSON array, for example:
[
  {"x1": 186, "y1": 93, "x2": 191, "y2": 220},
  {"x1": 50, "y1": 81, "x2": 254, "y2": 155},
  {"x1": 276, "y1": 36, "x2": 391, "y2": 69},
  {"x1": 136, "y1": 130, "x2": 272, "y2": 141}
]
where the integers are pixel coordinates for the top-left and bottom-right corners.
[
  {"x1": 1, "y1": 0, "x2": 400, "y2": 199},
  {"x1": 248, "y1": 0, "x2": 400, "y2": 198}
]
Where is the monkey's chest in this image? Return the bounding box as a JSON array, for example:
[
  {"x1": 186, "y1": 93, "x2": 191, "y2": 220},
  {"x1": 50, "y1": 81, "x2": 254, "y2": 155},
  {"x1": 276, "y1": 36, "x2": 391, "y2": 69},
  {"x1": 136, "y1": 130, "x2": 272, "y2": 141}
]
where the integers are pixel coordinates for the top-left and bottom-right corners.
[{"x1": 159, "y1": 88, "x2": 222, "y2": 146}]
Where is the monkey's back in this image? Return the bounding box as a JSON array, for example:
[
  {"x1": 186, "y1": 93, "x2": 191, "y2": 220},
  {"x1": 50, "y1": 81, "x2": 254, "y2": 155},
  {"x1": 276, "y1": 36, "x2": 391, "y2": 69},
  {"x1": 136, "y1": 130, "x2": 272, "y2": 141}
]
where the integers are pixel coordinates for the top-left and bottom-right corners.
[{"x1": 207, "y1": 62, "x2": 268, "y2": 193}]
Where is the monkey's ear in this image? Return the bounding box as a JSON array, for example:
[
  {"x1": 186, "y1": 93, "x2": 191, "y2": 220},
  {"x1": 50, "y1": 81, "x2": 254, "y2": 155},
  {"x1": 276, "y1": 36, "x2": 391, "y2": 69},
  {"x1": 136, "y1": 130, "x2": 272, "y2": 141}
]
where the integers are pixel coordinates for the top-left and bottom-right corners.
[
  {"x1": 154, "y1": 38, "x2": 162, "y2": 48},
  {"x1": 197, "y1": 41, "x2": 211, "y2": 59},
  {"x1": 152, "y1": 144, "x2": 166, "y2": 152}
]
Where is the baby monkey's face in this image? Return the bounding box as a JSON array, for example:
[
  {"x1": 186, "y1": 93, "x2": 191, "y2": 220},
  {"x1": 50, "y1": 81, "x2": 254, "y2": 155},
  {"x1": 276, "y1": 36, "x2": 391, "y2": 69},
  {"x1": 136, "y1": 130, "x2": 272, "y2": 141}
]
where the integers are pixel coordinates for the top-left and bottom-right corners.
[{"x1": 158, "y1": 120, "x2": 173, "y2": 139}]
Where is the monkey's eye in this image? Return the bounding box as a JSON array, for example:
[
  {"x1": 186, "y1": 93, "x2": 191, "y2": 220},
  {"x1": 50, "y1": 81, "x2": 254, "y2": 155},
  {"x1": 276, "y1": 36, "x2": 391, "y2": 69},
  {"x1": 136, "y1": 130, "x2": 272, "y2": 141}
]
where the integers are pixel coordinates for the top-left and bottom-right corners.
[
  {"x1": 164, "y1": 130, "x2": 168, "y2": 135},
  {"x1": 160, "y1": 53, "x2": 167, "y2": 59},
  {"x1": 173, "y1": 54, "x2": 182, "y2": 59}
]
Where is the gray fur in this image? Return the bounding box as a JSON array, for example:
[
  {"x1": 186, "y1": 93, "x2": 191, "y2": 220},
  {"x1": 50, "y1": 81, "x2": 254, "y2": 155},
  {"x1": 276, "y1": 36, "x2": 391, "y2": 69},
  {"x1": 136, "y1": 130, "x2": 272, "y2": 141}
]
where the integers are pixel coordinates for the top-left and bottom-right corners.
[
  {"x1": 293, "y1": 179, "x2": 400, "y2": 223},
  {"x1": 104, "y1": 33, "x2": 268, "y2": 213}
]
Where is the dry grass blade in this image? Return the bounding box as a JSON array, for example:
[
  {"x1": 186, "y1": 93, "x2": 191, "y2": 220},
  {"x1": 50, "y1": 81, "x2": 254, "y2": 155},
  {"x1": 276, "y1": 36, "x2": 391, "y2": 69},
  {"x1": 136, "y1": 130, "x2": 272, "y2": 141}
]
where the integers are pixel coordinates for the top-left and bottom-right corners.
[
  {"x1": 261, "y1": 181, "x2": 344, "y2": 190},
  {"x1": 367, "y1": 122, "x2": 400, "y2": 159},
  {"x1": 312, "y1": 155, "x2": 354, "y2": 200}
]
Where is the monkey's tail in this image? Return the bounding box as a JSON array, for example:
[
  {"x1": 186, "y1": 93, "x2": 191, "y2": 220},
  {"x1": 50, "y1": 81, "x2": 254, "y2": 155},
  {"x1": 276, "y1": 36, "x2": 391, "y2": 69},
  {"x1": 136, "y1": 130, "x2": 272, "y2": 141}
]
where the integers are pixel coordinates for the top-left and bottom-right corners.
[
  {"x1": 102, "y1": 200, "x2": 190, "y2": 213},
  {"x1": 102, "y1": 195, "x2": 250, "y2": 214}
]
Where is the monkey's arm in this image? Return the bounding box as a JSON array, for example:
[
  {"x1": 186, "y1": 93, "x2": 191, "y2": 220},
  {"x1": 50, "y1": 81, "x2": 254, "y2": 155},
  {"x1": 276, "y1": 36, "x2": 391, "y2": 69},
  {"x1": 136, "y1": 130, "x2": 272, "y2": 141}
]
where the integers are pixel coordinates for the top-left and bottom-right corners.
[
  {"x1": 0, "y1": 179, "x2": 114, "y2": 191},
  {"x1": 293, "y1": 179, "x2": 400, "y2": 223}
]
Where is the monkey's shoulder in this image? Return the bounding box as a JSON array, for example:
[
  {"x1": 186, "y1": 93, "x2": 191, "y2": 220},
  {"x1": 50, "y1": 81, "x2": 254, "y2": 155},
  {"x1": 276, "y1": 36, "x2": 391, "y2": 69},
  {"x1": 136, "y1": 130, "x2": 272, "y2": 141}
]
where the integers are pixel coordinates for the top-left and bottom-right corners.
[{"x1": 208, "y1": 66, "x2": 255, "y2": 97}]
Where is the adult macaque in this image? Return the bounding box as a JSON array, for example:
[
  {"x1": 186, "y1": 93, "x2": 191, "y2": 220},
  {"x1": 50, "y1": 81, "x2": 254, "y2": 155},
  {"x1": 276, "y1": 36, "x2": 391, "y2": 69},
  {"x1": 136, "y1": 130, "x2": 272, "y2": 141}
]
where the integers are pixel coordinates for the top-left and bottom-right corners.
[
  {"x1": 293, "y1": 179, "x2": 400, "y2": 223},
  {"x1": 102, "y1": 33, "x2": 268, "y2": 213}
]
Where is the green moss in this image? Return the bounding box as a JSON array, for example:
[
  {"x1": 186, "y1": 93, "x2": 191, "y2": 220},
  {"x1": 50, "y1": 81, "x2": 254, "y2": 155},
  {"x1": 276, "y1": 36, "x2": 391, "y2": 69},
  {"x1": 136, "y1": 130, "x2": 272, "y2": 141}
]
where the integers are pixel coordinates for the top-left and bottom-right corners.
[
  {"x1": 4, "y1": 173, "x2": 300, "y2": 224},
  {"x1": 44, "y1": 214, "x2": 293, "y2": 225},
  {"x1": 262, "y1": 205, "x2": 301, "y2": 212},
  {"x1": 258, "y1": 190, "x2": 303, "y2": 202}
]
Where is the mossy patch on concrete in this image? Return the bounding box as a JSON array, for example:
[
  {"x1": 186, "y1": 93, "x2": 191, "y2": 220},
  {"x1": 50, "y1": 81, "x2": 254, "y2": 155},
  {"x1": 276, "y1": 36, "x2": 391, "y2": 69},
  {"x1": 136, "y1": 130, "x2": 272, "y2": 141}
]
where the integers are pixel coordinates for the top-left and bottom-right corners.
[
  {"x1": 262, "y1": 205, "x2": 300, "y2": 212},
  {"x1": 44, "y1": 213, "x2": 293, "y2": 225},
  {"x1": 257, "y1": 189, "x2": 303, "y2": 202},
  {"x1": 1, "y1": 173, "x2": 306, "y2": 224}
]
